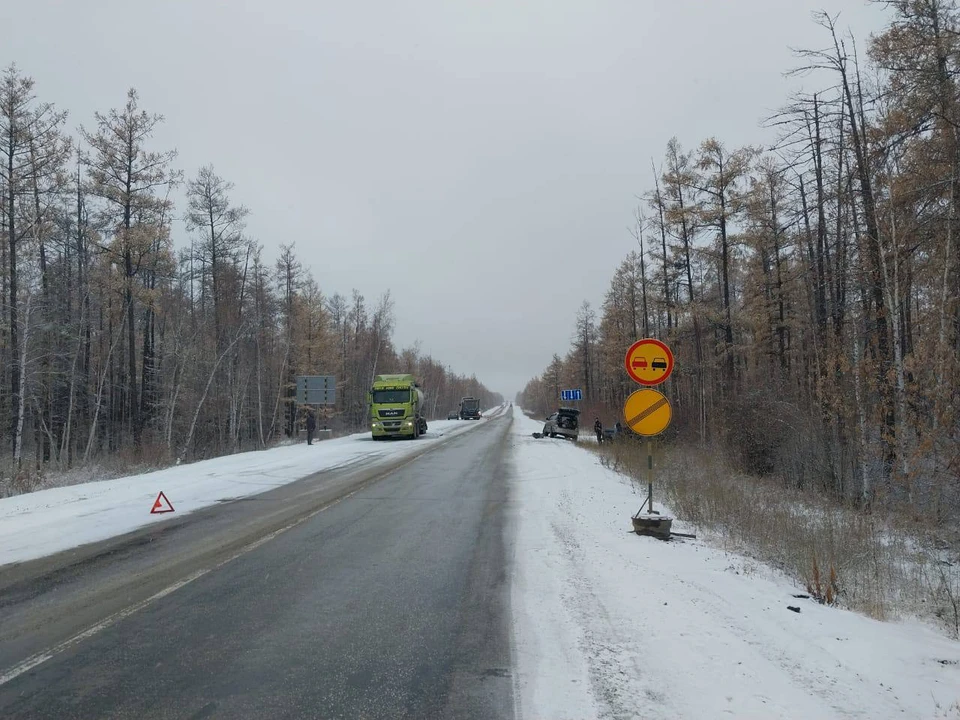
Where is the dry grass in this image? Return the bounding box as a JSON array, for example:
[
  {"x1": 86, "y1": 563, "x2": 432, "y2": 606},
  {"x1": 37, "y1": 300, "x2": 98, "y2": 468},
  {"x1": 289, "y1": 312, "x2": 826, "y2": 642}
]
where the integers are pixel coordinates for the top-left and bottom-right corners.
[
  {"x1": 599, "y1": 438, "x2": 960, "y2": 636},
  {"x1": 934, "y1": 700, "x2": 960, "y2": 719}
]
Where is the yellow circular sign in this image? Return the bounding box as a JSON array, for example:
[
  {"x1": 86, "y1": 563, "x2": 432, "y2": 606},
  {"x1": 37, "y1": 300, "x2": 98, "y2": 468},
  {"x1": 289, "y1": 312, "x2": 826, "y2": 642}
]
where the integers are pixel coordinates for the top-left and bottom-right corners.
[{"x1": 623, "y1": 389, "x2": 672, "y2": 436}]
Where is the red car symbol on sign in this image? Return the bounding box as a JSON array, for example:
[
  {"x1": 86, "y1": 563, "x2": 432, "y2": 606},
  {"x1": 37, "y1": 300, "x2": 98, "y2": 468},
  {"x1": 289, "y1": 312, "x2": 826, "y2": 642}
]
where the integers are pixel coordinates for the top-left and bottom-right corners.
[{"x1": 632, "y1": 357, "x2": 648, "y2": 369}]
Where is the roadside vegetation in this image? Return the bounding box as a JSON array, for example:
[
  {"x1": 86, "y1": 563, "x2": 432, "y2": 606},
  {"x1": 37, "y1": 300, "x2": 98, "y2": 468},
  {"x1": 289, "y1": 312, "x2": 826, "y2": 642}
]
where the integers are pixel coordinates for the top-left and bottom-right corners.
[
  {"x1": 597, "y1": 436, "x2": 960, "y2": 637},
  {"x1": 520, "y1": 2, "x2": 960, "y2": 636},
  {"x1": 0, "y1": 73, "x2": 501, "y2": 497}
]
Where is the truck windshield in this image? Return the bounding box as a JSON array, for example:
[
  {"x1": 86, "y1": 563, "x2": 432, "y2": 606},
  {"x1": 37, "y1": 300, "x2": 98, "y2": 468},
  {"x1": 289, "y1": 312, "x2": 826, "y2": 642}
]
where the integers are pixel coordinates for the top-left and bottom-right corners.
[
  {"x1": 462, "y1": 400, "x2": 478, "y2": 409},
  {"x1": 372, "y1": 389, "x2": 410, "y2": 404}
]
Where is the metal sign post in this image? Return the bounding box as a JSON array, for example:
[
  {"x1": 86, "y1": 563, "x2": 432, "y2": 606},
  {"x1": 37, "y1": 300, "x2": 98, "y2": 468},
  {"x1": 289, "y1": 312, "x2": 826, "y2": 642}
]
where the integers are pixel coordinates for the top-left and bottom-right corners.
[{"x1": 646, "y1": 440, "x2": 654, "y2": 514}]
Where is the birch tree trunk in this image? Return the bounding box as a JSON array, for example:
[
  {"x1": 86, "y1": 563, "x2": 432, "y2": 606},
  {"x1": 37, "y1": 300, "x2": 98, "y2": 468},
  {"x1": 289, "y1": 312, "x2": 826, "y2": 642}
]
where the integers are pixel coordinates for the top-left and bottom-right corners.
[
  {"x1": 84, "y1": 303, "x2": 129, "y2": 463},
  {"x1": 12, "y1": 294, "x2": 32, "y2": 477},
  {"x1": 880, "y1": 179, "x2": 911, "y2": 504},
  {"x1": 256, "y1": 337, "x2": 265, "y2": 448},
  {"x1": 179, "y1": 329, "x2": 244, "y2": 463},
  {"x1": 59, "y1": 296, "x2": 88, "y2": 466},
  {"x1": 934, "y1": 176, "x2": 955, "y2": 429}
]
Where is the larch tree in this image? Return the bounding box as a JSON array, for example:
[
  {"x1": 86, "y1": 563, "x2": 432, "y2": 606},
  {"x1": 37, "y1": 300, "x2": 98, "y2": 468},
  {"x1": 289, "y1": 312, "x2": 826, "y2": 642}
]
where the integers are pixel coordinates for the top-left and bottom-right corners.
[
  {"x1": 0, "y1": 65, "x2": 70, "y2": 473},
  {"x1": 692, "y1": 138, "x2": 755, "y2": 396},
  {"x1": 81, "y1": 88, "x2": 178, "y2": 448}
]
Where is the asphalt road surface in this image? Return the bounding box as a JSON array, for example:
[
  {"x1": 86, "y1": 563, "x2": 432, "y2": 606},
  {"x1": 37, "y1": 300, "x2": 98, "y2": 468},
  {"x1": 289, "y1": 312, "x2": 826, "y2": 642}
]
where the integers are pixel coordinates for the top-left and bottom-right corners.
[{"x1": 0, "y1": 414, "x2": 514, "y2": 720}]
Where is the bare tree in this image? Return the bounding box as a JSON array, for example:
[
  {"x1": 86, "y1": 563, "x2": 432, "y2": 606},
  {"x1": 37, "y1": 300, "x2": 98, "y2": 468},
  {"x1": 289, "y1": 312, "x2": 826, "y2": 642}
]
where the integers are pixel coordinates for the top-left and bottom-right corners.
[{"x1": 0, "y1": 65, "x2": 70, "y2": 464}]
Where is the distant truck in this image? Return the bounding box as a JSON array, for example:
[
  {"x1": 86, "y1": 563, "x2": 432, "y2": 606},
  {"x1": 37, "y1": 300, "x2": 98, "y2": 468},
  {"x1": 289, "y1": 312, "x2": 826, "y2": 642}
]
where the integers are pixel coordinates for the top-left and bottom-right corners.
[
  {"x1": 368, "y1": 374, "x2": 429, "y2": 440},
  {"x1": 459, "y1": 397, "x2": 481, "y2": 420}
]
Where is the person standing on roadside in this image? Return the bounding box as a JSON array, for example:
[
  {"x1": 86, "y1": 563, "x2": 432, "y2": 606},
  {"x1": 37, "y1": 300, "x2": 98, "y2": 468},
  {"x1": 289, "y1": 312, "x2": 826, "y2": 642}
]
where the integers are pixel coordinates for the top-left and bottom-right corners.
[
  {"x1": 594, "y1": 417, "x2": 603, "y2": 444},
  {"x1": 306, "y1": 409, "x2": 317, "y2": 445}
]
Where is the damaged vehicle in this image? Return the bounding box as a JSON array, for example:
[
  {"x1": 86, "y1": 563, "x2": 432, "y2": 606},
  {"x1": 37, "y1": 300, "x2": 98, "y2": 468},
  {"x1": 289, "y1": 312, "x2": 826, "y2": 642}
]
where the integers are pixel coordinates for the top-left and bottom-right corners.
[{"x1": 542, "y1": 407, "x2": 580, "y2": 441}]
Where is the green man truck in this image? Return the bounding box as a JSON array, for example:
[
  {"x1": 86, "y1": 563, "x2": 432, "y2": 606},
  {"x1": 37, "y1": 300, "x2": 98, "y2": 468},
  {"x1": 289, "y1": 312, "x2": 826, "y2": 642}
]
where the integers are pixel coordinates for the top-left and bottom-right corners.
[{"x1": 368, "y1": 374, "x2": 429, "y2": 440}]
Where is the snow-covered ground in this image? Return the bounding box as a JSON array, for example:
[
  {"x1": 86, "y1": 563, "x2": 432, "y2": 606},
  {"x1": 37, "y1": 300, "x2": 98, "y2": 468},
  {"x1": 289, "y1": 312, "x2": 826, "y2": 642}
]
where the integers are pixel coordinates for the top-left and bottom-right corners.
[
  {"x1": 0, "y1": 407, "x2": 505, "y2": 567},
  {"x1": 508, "y1": 406, "x2": 960, "y2": 720}
]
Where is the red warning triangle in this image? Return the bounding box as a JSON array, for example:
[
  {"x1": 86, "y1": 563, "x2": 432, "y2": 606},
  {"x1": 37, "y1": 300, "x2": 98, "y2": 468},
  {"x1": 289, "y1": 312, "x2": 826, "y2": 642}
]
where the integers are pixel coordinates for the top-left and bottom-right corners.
[{"x1": 150, "y1": 491, "x2": 175, "y2": 514}]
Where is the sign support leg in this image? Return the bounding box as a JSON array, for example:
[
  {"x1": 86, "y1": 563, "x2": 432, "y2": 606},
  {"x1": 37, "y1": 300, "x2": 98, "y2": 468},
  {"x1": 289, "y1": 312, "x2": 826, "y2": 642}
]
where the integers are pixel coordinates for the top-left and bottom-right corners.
[{"x1": 646, "y1": 439, "x2": 654, "y2": 513}]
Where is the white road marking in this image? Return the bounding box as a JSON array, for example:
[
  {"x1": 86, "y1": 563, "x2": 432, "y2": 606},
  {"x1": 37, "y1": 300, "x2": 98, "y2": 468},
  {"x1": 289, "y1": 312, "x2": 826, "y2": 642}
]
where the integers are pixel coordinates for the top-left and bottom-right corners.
[
  {"x1": 0, "y1": 482, "x2": 369, "y2": 688},
  {"x1": 0, "y1": 412, "x2": 510, "y2": 688}
]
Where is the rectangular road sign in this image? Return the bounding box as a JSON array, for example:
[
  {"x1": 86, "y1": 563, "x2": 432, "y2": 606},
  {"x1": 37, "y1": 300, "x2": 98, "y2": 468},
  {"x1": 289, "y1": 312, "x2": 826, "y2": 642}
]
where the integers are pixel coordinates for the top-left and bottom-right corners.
[
  {"x1": 560, "y1": 389, "x2": 582, "y2": 401},
  {"x1": 296, "y1": 375, "x2": 337, "y2": 405}
]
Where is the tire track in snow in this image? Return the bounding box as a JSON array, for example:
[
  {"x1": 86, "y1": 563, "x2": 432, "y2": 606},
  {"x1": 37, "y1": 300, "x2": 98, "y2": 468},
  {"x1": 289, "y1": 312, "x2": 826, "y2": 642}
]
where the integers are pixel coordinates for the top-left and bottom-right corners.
[{"x1": 549, "y1": 487, "x2": 673, "y2": 720}]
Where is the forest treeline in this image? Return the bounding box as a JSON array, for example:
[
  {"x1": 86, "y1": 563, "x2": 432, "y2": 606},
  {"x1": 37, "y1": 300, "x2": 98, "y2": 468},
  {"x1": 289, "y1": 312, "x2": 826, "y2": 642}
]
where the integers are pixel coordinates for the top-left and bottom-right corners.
[
  {"x1": 0, "y1": 71, "x2": 500, "y2": 495},
  {"x1": 520, "y1": 2, "x2": 960, "y2": 523}
]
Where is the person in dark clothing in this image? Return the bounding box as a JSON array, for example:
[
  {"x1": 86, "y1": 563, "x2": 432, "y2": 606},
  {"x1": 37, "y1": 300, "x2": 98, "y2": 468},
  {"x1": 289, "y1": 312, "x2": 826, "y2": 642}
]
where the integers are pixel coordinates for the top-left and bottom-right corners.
[
  {"x1": 306, "y1": 410, "x2": 316, "y2": 445},
  {"x1": 615, "y1": 420, "x2": 623, "y2": 436},
  {"x1": 594, "y1": 417, "x2": 603, "y2": 443}
]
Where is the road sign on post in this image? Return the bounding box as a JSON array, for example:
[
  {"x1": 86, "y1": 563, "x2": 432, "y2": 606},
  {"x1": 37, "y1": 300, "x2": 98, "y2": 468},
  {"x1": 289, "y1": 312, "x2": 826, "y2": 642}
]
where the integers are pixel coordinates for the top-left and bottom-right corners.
[
  {"x1": 296, "y1": 375, "x2": 337, "y2": 405},
  {"x1": 622, "y1": 338, "x2": 676, "y2": 535},
  {"x1": 560, "y1": 389, "x2": 582, "y2": 401},
  {"x1": 622, "y1": 388, "x2": 672, "y2": 436},
  {"x1": 624, "y1": 338, "x2": 674, "y2": 387}
]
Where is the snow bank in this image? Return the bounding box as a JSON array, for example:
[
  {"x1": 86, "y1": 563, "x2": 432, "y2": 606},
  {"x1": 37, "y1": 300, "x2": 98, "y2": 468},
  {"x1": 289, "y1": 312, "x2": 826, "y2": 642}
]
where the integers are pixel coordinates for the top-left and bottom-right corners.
[
  {"x1": 509, "y1": 406, "x2": 960, "y2": 719},
  {"x1": 0, "y1": 409, "x2": 504, "y2": 567}
]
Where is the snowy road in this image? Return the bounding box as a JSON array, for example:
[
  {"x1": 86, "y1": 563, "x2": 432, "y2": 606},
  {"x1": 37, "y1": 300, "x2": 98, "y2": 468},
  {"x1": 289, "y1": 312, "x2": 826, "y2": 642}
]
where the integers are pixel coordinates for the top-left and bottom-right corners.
[
  {"x1": 509, "y1": 407, "x2": 960, "y2": 719},
  {"x1": 1, "y1": 404, "x2": 958, "y2": 719},
  {"x1": 0, "y1": 411, "x2": 514, "y2": 719},
  {"x1": 0, "y1": 411, "x2": 497, "y2": 567}
]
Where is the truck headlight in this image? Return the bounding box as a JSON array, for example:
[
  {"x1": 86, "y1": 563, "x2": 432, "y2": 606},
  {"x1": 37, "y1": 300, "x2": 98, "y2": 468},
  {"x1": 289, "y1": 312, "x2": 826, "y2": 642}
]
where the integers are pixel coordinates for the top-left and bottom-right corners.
[{"x1": 403, "y1": 420, "x2": 414, "y2": 427}]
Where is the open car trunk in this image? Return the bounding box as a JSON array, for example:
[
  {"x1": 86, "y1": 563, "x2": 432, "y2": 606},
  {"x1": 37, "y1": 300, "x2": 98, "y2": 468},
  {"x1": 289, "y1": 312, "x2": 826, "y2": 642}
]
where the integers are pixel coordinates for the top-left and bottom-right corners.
[{"x1": 556, "y1": 408, "x2": 580, "y2": 430}]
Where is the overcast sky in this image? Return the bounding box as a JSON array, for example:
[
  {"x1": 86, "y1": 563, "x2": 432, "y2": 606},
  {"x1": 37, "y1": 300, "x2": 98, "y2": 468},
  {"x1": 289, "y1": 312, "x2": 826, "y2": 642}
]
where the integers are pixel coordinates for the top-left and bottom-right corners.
[{"x1": 5, "y1": 0, "x2": 888, "y2": 398}]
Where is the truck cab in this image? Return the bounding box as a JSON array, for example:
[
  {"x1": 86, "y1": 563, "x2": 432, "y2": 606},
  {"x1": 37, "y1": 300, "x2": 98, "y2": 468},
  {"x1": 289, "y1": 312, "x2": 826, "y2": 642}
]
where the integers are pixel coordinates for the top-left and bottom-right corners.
[
  {"x1": 369, "y1": 374, "x2": 428, "y2": 440},
  {"x1": 459, "y1": 397, "x2": 481, "y2": 420}
]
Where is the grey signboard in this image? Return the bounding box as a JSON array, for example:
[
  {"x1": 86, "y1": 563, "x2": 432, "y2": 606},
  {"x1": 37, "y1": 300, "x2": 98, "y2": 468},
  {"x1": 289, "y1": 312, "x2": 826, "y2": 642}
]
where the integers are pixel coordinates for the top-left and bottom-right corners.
[{"x1": 296, "y1": 375, "x2": 337, "y2": 405}]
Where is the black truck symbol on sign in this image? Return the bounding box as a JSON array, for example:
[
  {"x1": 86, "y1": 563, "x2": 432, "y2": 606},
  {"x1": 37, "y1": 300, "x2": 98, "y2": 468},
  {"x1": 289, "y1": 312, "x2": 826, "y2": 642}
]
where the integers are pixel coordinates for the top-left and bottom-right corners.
[{"x1": 632, "y1": 356, "x2": 668, "y2": 371}]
